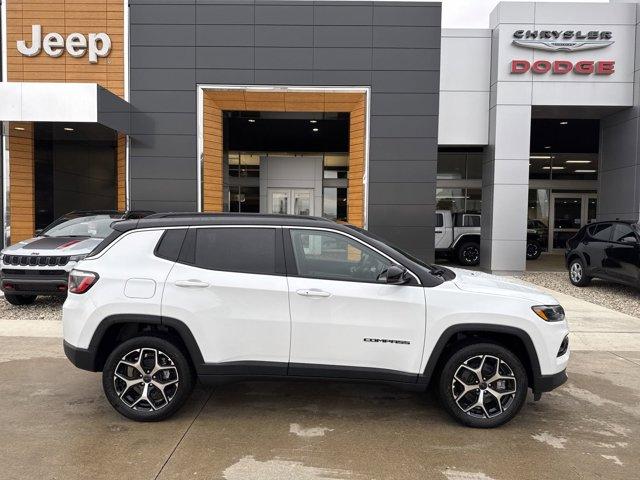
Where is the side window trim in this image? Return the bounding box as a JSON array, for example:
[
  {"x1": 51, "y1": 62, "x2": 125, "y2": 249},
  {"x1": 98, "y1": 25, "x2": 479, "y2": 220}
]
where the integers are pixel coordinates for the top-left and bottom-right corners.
[{"x1": 283, "y1": 226, "x2": 421, "y2": 286}]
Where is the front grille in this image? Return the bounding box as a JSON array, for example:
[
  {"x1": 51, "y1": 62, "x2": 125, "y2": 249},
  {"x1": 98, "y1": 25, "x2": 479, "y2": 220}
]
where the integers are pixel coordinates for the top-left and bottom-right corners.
[
  {"x1": 2, "y1": 269, "x2": 67, "y2": 277},
  {"x1": 3, "y1": 254, "x2": 69, "y2": 267},
  {"x1": 557, "y1": 335, "x2": 569, "y2": 357}
]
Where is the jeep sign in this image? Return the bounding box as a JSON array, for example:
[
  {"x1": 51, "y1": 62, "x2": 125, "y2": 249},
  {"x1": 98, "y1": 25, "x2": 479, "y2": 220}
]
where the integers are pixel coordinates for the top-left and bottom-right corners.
[{"x1": 17, "y1": 25, "x2": 111, "y2": 64}]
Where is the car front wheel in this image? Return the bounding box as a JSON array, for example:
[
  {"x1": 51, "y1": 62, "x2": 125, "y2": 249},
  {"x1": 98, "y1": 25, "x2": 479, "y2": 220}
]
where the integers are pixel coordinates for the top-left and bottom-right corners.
[
  {"x1": 102, "y1": 336, "x2": 194, "y2": 422},
  {"x1": 569, "y1": 258, "x2": 590, "y2": 287},
  {"x1": 439, "y1": 343, "x2": 528, "y2": 428},
  {"x1": 526, "y1": 241, "x2": 541, "y2": 260},
  {"x1": 4, "y1": 294, "x2": 37, "y2": 306}
]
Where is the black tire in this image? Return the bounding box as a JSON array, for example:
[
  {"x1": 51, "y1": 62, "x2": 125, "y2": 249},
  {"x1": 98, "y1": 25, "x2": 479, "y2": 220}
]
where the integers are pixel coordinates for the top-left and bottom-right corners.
[
  {"x1": 4, "y1": 294, "x2": 37, "y2": 306},
  {"x1": 526, "y1": 241, "x2": 542, "y2": 260},
  {"x1": 568, "y1": 257, "x2": 591, "y2": 287},
  {"x1": 456, "y1": 241, "x2": 480, "y2": 266},
  {"x1": 438, "y1": 343, "x2": 528, "y2": 428},
  {"x1": 102, "y1": 336, "x2": 194, "y2": 422}
]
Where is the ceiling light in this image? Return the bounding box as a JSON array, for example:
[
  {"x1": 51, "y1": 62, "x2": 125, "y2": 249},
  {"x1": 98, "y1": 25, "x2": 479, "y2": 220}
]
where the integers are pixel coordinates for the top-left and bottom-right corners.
[
  {"x1": 574, "y1": 169, "x2": 596, "y2": 173},
  {"x1": 64, "y1": 127, "x2": 74, "y2": 132},
  {"x1": 312, "y1": 128, "x2": 319, "y2": 132},
  {"x1": 248, "y1": 119, "x2": 255, "y2": 123},
  {"x1": 565, "y1": 160, "x2": 591, "y2": 164},
  {"x1": 13, "y1": 126, "x2": 25, "y2": 131},
  {"x1": 542, "y1": 166, "x2": 565, "y2": 170},
  {"x1": 309, "y1": 120, "x2": 317, "y2": 124},
  {"x1": 544, "y1": 146, "x2": 551, "y2": 149},
  {"x1": 530, "y1": 155, "x2": 551, "y2": 159},
  {"x1": 560, "y1": 121, "x2": 568, "y2": 125}
]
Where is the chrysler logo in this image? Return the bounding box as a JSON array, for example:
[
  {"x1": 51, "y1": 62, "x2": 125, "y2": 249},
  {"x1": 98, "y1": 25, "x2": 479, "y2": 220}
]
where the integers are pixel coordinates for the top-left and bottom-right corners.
[{"x1": 512, "y1": 30, "x2": 614, "y2": 52}]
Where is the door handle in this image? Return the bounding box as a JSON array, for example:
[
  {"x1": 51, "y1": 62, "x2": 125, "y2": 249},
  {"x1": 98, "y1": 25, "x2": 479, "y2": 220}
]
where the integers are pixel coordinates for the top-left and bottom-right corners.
[
  {"x1": 435, "y1": 230, "x2": 443, "y2": 234},
  {"x1": 296, "y1": 289, "x2": 331, "y2": 298},
  {"x1": 174, "y1": 279, "x2": 210, "y2": 288}
]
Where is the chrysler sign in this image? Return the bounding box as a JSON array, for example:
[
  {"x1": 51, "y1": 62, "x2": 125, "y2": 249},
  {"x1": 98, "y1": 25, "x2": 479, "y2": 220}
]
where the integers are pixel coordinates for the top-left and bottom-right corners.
[
  {"x1": 512, "y1": 30, "x2": 614, "y2": 52},
  {"x1": 511, "y1": 29, "x2": 615, "y2": 76},
  {"x1": 17, "y1": 25, "x2": 111, "y2": 63}
]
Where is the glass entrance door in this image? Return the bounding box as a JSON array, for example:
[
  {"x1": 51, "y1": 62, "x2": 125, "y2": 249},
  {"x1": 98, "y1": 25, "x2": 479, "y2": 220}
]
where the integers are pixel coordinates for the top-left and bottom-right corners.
[
  {"x1": 268, "y1": 189, "x2": 314, "y2": 216},
  {"x1": 549, "y1": 193, "x2": 597, "y2": 251}
]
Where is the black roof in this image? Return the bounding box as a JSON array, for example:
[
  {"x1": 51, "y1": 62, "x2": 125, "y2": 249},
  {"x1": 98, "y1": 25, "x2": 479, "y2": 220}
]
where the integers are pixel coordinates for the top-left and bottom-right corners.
[
  {"x1": 113, "y1": 212, "x2": 336, "y2": 232},
  {"x1": 589, "y1": 219, "x2": 637, "y2": 225}
]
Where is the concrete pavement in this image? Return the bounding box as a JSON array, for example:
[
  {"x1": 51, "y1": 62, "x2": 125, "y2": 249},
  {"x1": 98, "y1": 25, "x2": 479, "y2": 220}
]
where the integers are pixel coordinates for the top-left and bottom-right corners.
[{"x1": 0, "y1": 285, "x2": 639, "y2": 480}]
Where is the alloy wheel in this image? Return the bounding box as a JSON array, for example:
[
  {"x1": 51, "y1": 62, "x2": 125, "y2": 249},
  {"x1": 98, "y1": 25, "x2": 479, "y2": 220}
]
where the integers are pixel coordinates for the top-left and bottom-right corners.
[
  {"x1": 113, "y1": 348, "x2": 179, "y2": 411},
  {"x1": 462, "y1": 246, "x2": 480, "y2": 264},
  {"x1": 451, "y1": 354, "x2": 517, "y2": 419},
  {"x1": 570, "y1": 262, "x2": 582, "y2": 283}
]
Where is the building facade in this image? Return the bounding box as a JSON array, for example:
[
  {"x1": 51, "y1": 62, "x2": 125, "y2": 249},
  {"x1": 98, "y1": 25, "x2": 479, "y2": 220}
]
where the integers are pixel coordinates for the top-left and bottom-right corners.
[{"x1": 1, "y1": 0, "x2": 639, "y2": 272}]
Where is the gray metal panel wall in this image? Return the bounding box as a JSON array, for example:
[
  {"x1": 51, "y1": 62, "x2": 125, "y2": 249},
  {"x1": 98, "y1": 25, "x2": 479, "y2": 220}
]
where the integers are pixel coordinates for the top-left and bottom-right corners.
[
  {"x1": 128, "y1": 0, "x2": 441, "y2": 260},
  {"x1": 598, "y1": 8, "x2": 640, "y2": 223}
]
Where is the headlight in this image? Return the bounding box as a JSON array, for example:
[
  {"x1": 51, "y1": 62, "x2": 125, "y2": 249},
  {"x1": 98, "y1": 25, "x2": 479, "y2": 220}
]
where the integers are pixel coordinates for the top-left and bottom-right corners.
[
  {"x1": 69, "y1": 254, "x2": 87, "y2": 262},
  {"x1": 532, "y1": 305, "x2": 565, "y2": 322}
]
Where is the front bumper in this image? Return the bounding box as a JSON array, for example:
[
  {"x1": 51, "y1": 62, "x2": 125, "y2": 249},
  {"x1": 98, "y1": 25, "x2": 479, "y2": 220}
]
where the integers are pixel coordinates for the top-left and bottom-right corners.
[
  {"x1": 1, "y1": 269, "x2": 69, "y2": 296},
  {"x1": 533, "y1": 369, "x2": 567, "y2": 394}
]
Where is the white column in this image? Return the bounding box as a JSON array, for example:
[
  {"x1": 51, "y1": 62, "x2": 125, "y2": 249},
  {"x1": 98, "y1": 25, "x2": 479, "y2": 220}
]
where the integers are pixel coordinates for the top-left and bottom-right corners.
[{"x1": 480, "y1": 104, "x2": 531, "y2": 274}]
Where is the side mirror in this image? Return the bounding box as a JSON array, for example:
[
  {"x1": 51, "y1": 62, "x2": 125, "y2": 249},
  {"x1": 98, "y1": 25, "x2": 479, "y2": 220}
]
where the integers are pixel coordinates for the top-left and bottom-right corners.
[
  {"x1": 34, "y1": 229, "x2": 43, "y2": 236},
  {"x1": 621, "y1": 236, "x2": 638, "y2": 244},
  {"x1": 378, "y1": 265, "x2": 410, "y2": 285}
]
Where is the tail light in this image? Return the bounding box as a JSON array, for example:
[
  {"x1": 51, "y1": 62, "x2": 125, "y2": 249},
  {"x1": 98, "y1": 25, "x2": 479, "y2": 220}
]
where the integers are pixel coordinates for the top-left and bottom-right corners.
[{"x1": 68, "y1": 270, "x2": 99, "y2": 294}]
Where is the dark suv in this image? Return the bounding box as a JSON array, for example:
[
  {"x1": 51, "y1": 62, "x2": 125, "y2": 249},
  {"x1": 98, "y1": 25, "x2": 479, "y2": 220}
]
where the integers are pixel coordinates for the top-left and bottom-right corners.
[{"x1": 565, "y1": 221, "x2": 640, "y2": 287}]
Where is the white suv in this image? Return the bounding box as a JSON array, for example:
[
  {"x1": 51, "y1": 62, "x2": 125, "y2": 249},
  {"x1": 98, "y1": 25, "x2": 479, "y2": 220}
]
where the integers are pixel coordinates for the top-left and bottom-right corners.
[{"x1": 63, "y1": 214, "x2": 569, "y2": 428}]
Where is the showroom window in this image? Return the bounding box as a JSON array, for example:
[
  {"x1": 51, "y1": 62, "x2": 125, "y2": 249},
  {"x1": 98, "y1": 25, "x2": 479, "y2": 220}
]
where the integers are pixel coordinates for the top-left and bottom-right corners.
[
  {"x1": 436, "y1": 188, "x2": 481, "y2": 213},
  {"x1": 437, "y1": 151, "x2": 483, "y2": 180}
]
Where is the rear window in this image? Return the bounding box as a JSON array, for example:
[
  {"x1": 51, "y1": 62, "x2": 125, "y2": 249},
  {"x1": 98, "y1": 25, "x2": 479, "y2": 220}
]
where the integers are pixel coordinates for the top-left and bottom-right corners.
[
  {"x1": 191, "y1": 227, "x2": 277, "y2": 275},
  {"x1": 588, "y1": 223, "x2": 613, "y2": 241},
  {"x1": 155, "y1": 229, "x2": 187, "y2": 261},
  {"x1": 462, "y1": 215, "x2": 480, "y2": 227}
]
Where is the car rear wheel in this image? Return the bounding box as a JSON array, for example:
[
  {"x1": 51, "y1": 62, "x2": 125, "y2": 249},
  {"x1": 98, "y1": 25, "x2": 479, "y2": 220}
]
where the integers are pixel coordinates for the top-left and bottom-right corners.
[
  {"x1": 569, "y1": 258, "x2": 590, "y2": 287},
  {"x1": 102, "y1": 336, "x2": 194, "y2": 422},
  {"x1": 439, "y1": 343, "x2": 528, "y2": 428},
  {"x1": 4, "y1": 294, "x2": 37, "y2": 306},
  {"x1": 457, "y1": 242, "x2": 480, "y2": 266}
]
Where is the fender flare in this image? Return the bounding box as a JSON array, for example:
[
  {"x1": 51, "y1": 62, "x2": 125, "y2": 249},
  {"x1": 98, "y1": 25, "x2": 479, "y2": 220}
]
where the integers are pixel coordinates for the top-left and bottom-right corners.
[
  {"x1": 418, "y1": 323, "x2": 542, "y2": 388},
  {"x1": 451, "y1": 233, "x2": 481, "y2": 250},
  {"x1": 85, "y1": 314, "x2": 205, "y2": 371}
]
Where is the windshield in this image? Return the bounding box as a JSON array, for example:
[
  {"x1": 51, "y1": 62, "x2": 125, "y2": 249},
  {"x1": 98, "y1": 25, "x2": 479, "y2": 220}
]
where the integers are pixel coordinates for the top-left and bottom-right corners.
[
  {"x1": 343, "y1": 224, "x2": 438, "y2": 271},
  {"x1": 41, "y1": 214, "x2": 122, "y2": 238}
]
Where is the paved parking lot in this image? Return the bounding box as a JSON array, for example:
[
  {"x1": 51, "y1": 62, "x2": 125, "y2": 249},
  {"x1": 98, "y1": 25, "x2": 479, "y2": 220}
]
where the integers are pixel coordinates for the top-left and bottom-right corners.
[{"x1": 1, "y1": 285, "x2": 639, "y2": 480}]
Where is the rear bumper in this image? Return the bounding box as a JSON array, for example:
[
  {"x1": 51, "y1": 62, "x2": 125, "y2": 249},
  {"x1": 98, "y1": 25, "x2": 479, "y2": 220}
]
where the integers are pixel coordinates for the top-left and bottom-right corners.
[
  {"x1": 533, "y1": 369, "x2": 567, "y2": 393},
  {"x1": 1, "y1": 270, "x2": 69, "y2": 296},
  {"x1": 63, "y1": 340, "x2": 98, "y2": 371}
]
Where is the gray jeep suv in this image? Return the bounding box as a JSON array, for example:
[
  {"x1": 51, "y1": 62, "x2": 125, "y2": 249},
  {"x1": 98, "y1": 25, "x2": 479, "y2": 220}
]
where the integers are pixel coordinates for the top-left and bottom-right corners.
[{"x1": 0, "y1": 210, "x2": 153, "y2": 305}]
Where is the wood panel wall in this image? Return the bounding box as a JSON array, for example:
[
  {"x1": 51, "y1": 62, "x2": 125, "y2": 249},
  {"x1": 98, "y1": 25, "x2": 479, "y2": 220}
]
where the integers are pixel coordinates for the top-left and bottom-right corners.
[
  {"x1": 202, "y1": 90, "x2": 367, "y2": 227},
  {"x1": 5, "y1": 0, "x2": 125, "y2": 242},
  {"x1": 7, "y1": 123, "x2": 35, "y2": 242}
]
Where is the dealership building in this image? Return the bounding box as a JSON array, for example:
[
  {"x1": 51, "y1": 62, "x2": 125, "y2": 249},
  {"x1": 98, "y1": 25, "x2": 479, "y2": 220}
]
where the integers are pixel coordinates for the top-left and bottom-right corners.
[{"x1": 1, "y1": 0, "x2": 639, "y2": 272}]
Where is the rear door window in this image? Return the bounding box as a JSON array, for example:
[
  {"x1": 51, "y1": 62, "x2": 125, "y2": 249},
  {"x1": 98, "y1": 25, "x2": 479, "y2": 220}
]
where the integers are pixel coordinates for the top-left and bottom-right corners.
[
  {"x1": 612, "y1": 223, "x2": 636, "y2": 243},
  {"x1": 588, "y1": 223, "x2": 614, "y2": 241},
  {"x1": 435, "y1": 214, "x2": 443, "y2": 228},
  {"x1": 192, "y1": 227, "x2": 278, "y2": 275}
]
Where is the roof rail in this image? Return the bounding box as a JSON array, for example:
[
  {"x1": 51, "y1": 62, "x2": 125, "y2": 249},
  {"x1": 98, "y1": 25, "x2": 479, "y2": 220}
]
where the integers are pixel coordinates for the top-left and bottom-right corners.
[{"x1": 145, "y1": 212, "x2": 332, "y2": 222}]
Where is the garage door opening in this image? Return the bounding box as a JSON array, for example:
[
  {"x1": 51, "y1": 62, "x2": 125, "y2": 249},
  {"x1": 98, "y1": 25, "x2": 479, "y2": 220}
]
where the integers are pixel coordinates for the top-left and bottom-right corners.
[
  {"x1": 33, "y1": 123, "x2": 119, "y2": 230},
  {"x1": 201, "y1": 88, "x2": 367, "y2": 227},
  {"x1": 224, "y1": 111, "x2": 349, "y2": 221}
]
